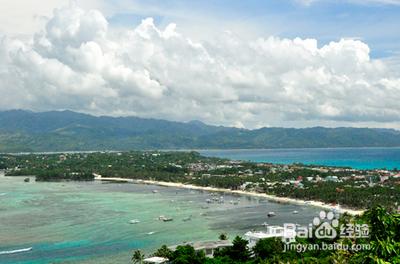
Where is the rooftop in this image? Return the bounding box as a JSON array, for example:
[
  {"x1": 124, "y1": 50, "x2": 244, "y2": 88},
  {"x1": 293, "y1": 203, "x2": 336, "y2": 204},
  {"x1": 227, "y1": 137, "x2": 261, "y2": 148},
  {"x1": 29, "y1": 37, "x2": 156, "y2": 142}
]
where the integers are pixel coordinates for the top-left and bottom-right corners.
[{"x1": 169, "y1": 240, "x2": 233, "y2": 251}]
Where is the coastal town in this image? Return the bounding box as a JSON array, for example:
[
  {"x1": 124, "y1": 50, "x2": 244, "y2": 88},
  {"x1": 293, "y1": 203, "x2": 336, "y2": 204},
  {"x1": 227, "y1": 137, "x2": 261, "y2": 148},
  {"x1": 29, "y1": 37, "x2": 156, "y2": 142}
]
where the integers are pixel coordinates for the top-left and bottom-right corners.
[
  {"x1": 1, "y1": 151, "x2": 400, "y2": 211},
  {"x1": 1, "y1": 151, "x2": 400, "y2": 263}
]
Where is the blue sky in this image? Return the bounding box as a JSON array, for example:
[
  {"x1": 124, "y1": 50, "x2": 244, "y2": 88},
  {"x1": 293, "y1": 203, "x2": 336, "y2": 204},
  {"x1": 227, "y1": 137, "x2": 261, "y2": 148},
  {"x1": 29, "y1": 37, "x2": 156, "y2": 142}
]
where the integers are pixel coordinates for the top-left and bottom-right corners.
[{"x1": 107, "y1": 0, "x2": 400, "y2": 58}]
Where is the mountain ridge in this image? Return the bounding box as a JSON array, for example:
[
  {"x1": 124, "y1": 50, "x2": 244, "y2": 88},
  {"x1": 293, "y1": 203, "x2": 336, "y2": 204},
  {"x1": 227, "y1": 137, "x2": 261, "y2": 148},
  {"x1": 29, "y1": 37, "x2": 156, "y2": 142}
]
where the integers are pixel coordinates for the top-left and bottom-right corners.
[{"x1": 0, "y1": 110, "x2": 399, "y2": 152}]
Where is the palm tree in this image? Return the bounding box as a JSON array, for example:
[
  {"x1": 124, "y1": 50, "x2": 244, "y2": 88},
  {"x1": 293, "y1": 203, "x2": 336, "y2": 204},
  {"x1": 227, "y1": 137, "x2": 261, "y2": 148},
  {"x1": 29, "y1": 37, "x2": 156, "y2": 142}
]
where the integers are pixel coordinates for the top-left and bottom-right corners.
[
  {"x1": 219, "y1": 233, "x2": 228, "y2": 240},
  {"x1": 132, "y1": 249, "x2": 145, "y2": 264}
]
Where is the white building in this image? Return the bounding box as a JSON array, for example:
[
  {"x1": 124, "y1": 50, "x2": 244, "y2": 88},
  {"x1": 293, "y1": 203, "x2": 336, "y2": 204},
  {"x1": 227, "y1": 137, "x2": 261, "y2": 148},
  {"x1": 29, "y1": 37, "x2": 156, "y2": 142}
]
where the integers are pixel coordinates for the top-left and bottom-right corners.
[
  {"x1": 244, "y1": 226, "x2": 288, "y2": 248},
  {"x1": 169, "y1": 240, "x2": 233, "y2": 258}
]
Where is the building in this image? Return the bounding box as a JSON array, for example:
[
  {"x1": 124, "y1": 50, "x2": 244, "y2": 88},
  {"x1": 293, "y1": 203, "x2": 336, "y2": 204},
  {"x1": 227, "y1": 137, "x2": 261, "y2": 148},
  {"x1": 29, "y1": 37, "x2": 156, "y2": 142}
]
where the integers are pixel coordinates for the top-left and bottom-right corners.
[
  {"x1": 169, "y1": 240, "x2": 233, "y2": 258},
  {"x1": 325, "y1": 176, "x2": 340, "y2": 182},
  {"x1": 244, "y1": 226, "x2": 293, "y2": 248}
]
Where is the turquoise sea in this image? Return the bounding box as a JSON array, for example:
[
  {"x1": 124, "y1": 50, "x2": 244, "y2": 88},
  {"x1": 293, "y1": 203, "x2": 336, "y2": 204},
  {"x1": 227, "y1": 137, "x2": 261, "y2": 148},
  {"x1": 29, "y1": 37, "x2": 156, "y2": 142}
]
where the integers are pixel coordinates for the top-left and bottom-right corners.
[
  {"x1": 0, "y1": 175, "x2": 319, "y2": 264},
  {"x1": 199, "y1": 147, "x2": 400, "y2": 170}
]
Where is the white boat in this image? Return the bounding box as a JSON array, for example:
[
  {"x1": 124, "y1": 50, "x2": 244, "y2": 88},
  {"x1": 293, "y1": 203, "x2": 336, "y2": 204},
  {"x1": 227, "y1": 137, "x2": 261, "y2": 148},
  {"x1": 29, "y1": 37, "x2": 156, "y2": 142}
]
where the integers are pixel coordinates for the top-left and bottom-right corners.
[
  {"x1": 0, "y1": 247, "x2": 33, "y2": 255},
  {"x1": 158, "y1": 215, "x2": 173, "y2": 222},
  {"x1": 152, "y1": 190, "x2": 158, "y2": 193},
  {"x1": 129, "y1": 219, "x2": 140, "y2": 224},
  {"x1": 267, "y1": 212, "x2": 276, "y2": 217},
  {"x1": 158, "y1": 215, "x2": 165, "y2": 220},
  {"x1": 261, "y1": 222, "x2": 269, "y2": 227},
  {"x1": 147, "y1": 231, "x2": 156, "y2": 235},
  {"x1": 293, "y1": 210, "x2": 299, "y2": 214}
]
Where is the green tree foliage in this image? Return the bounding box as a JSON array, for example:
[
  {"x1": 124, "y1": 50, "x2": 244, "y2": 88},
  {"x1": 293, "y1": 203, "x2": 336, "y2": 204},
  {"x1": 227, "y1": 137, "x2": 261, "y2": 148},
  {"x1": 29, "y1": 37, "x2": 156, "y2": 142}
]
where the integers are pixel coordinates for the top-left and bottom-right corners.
[
  {"x1": 352, "y1": 206, "x2": 400, "y2": 263},
  {"x1": 253, "y1": 238, "x2": 283, "y2": 260},
  {"x1": 153, "y1": 245, "x2": 173, "y2": 259},
  {"x1": 219, "y1": 233, "x2": 228, "y2": 241},
  {"x1": 214, "y1": 236, "x2": 251, "y2": 262},
  {"x1": 131, "y1": 249, "x2": 145, "y2": 264},
  {"x1": 170, "y1": 245, "x2": 206, "y2": 264}
]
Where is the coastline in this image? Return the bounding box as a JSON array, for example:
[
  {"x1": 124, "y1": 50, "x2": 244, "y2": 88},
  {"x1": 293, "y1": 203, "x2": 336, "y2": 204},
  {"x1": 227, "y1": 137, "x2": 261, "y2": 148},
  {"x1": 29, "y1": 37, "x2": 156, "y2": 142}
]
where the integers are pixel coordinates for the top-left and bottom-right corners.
[{"x1": 96, "y1": 176, "x2": 365, "y2": 216}]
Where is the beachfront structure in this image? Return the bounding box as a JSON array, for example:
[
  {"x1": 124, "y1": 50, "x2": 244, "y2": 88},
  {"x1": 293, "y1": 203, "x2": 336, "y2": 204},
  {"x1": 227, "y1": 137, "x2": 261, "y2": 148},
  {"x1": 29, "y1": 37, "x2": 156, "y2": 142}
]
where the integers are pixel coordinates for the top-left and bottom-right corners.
[
  {"x1": 143, "y1": 256, "x2": 169, "y2": 264},
  {"x1": 245, "y1": 226, "x2": 289, "y2": 248},
  {"x1": 325, "y1": 176, "x2": 341, "y2": 182},
  {"x1": 169, "y1": 240, "x2": 233, "y2": 258}
]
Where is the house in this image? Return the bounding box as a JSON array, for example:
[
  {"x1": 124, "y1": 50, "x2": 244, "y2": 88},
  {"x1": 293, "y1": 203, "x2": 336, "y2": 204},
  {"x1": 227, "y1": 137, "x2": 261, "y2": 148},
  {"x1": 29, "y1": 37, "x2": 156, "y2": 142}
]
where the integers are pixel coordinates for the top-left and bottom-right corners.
[
  {"x1": 393, "y1": 173, "x2": 400, "y2": 179},
  {"x1": 169, "y1": 240, "x2": 233, "y2": 258},
  {"x1": 325, "y1": 176, "x2": 340, "y2": 182},
  {"x1": 244, "y1": 226, "x2": 291, "y2": 248}
]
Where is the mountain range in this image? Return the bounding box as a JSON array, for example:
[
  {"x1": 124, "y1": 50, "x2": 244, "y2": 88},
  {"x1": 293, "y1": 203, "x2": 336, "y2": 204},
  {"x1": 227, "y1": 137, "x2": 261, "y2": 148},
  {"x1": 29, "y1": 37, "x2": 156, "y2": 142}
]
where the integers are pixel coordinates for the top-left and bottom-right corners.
[{"x1": 0, "y1": 110, "x2": 400, "y2": 152}]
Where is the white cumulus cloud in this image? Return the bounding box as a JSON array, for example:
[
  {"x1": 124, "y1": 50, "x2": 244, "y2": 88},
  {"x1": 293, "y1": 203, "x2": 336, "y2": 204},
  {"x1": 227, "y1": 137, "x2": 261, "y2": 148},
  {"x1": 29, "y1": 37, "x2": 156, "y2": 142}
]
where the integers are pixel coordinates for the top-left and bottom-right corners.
[{"x1": 0, "y1": 4, "x2": 400, "y2": 128}]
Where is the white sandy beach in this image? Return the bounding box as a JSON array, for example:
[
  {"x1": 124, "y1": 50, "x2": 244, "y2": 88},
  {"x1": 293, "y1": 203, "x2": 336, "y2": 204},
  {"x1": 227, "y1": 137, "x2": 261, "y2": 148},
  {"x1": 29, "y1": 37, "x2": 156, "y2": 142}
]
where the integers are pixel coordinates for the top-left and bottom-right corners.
[{"x1": 95, "y1": 176, "x2": 365, "y2": 216}]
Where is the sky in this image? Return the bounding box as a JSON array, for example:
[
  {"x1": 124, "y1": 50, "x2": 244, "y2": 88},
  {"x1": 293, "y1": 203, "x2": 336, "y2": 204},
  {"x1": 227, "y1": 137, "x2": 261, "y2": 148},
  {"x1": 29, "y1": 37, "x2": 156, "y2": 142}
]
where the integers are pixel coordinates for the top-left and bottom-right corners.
[{"x1": 0, "y1": 0, "x2": 400, "y2": 129}]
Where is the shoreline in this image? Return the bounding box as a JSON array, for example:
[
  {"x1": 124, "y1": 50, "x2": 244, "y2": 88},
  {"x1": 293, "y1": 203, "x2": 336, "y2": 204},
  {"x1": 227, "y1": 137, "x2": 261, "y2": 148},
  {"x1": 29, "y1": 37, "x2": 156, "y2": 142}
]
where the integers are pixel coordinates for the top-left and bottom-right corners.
[{"x1": 96, "y1": 176, "x2": 365, "y2": 216}]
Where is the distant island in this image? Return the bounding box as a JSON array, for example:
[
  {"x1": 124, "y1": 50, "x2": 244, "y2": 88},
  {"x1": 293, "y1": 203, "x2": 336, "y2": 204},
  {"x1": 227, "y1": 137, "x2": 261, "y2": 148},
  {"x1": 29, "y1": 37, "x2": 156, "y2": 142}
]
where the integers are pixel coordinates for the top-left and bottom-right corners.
[{"x1": 1, "y1": 110, "x2": 400, "y2": 152}]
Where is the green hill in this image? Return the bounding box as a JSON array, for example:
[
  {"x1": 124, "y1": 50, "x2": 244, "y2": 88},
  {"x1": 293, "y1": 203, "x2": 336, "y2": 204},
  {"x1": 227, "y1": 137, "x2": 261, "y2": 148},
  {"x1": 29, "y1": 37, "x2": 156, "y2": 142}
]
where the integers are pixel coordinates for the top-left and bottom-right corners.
[{"x1": 0, "y1": 110, "x2": 400, "y2": 152}]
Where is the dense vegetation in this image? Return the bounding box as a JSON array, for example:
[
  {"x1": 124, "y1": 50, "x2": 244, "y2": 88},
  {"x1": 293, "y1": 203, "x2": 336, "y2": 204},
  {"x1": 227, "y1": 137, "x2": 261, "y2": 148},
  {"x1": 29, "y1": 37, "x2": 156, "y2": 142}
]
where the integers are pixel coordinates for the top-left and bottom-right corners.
[
  {"x1": 138, "y1": 206, "x2": 400, "y2": 264},
  {"x1": 0, "y1": 151, "x2": 221, "y2": 182},
  {"x1": 1, "y1": 110, "x2": 400, "y2": 152},
  {"x1": 264, "y1": 181, "x2": 400, "y2": 209}
]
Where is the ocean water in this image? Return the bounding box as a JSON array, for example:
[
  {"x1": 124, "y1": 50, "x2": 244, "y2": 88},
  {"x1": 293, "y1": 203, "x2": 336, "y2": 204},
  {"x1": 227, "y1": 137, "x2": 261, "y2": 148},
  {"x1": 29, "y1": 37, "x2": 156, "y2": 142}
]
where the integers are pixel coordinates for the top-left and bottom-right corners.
[
  {"x1": 199, "y1": 147, "x2": 400, "y2": 170},
  {"x1": 0, "y1": 175, "x2": 319, "y2": 264}
]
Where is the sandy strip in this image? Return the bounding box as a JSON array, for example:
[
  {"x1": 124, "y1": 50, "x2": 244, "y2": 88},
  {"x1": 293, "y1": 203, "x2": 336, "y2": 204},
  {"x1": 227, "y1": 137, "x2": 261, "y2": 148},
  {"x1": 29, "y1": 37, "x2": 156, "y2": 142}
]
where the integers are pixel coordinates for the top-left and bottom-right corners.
[{"x1": 96, "y1": 176, "x2": 364, "y2": 216}]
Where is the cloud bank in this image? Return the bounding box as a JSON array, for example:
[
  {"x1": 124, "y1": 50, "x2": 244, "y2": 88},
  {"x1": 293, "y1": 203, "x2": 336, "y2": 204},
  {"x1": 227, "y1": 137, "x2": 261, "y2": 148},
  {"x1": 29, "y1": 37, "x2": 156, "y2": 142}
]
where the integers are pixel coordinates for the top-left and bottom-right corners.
[{"x1": 0, "y1": 5, "x2": 400, "y2": 128}]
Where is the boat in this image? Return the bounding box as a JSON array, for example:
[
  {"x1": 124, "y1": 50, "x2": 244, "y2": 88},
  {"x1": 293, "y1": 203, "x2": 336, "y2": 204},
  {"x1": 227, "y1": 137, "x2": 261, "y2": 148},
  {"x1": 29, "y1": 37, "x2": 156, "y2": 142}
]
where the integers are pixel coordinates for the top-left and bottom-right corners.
[
  {"x1": 158, "y1": 215, "x2": 173, "y2": 222},
  {"x1": 267, "y1": 212, "x2": 276, "y2": 217},
  {"x1": 147, "y1": 231, "x2": 156, "y2": 235},
  {"x1": 261, "y1": 222, "x2": 269, "y2": 227},
  {"x1": 0, "y1": 247, "x2": 33, "y2": 255},
  {"x1": 152, "y1": 190, "x2": 158, "y2": 193},
  {"x1": 129, "y1": 219, "x2": 140, "y2": 224},
  {"x1": 24, "y1": 178, "x2": 30, "y2": 183},
  {"x1": 293, "y1": 210, "x2": 299, "y2": 214},
  {"x1": 206, "y1": 199, "x2": 212, "y2": 204},
  {"x1": 183, "y1": 215, "x2": 192, "y2": 222}
]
